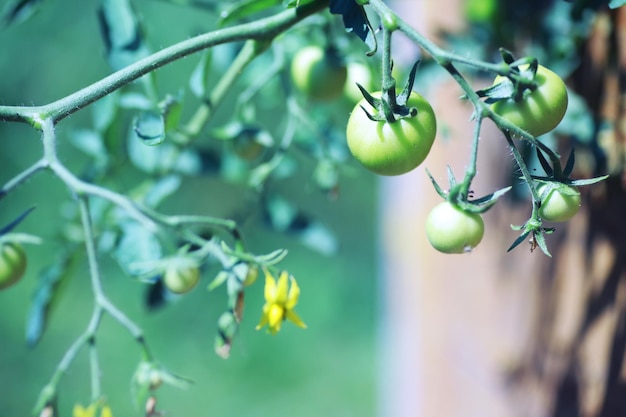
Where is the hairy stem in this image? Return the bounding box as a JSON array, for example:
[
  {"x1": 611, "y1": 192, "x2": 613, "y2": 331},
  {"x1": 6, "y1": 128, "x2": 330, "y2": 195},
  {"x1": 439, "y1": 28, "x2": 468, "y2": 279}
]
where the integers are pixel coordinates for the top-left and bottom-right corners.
[{"x1": 0, "y1": 0, "x2": 329, "y2": 125}]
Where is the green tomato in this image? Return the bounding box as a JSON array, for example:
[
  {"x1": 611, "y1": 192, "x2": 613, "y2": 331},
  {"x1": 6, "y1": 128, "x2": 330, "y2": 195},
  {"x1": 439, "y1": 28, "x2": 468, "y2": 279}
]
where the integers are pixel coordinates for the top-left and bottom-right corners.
[
  {"x1": 163, "y1": 260, "x2": 200, "y2": 294},
  {"x1": 425, "y1": 202, "x2": 485, "y2": 254},
  {"x1": 343, "y1": 61, "x2": 375, "y2": 104},
  {"x1": 0, "y1": 242, "x2": 27, "y2": 290},
  {"x1": 491, "y1": 64, "x2": 568, "y2": 137},
  {"x1": 537, "y1": 183, "x2": 581, "y2": 222},
  {"x1": 290, "y1": 45, "x2": 347, "y2": 101},
  {"x1": 346, "y1": 91, "x2": 437, "y2": 176}
]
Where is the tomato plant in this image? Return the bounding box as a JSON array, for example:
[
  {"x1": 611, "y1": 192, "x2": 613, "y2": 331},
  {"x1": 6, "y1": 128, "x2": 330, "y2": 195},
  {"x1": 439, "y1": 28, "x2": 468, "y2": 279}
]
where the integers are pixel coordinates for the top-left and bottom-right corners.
[
  {"x1": 163, "y1": 259, "x2": 201, "y2": 294},
  {"x1": 537, "y1": 183, "x2": 581, "y2": 222},
  {"x1": 425, "y1": 202, "x2": 485, "y2": 254},
  {"x1": 290, "y1": 45, "x2": 347, "y2": 101},
  {"x1": 491, "y1": 64, "x2": 568, "y2": 137},
  {"x1": 0, "y1": 242, "x2": 27, "y2": 290},
  {"x1": 346, "y1": 91, "x2": 437, "y2": 176}
]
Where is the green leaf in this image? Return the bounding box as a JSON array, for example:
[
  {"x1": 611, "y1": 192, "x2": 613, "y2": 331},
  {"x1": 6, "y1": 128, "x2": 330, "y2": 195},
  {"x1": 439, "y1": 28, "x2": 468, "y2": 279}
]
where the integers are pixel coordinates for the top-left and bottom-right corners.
[
  {"x1": 1, "y1": 0, "x2": 44, "y2": 27},
  {"x1": 143, "y1": 175, "x2": 182, "y2": 207},
  {"x1": 207, "y1": 270, "x2": 230, "y2": 291},
  {"x1": 218, "y1": 0, "x2": 281, "y2": 26},
  {"x1": 92, "y1": 92, "x2": 119, "y2": 132},
  {"x1": 113, "y1": 223, "x2": 162, "y2": 277},
  {"x1": 98, "y1": 0, "x2": 150, "y2": 70},
  {"x1": 189, "y1": 52, "x2": 212, "y2": 98},
  {"x1": 134, "y1": 111, "x2": 166, "y2": 146},
  {"x1": 26, "y1": 252, "x2": 75, "y2": 346},
  {"x1": 68, "y1": 129, "x2": 107, "y2": 159}
]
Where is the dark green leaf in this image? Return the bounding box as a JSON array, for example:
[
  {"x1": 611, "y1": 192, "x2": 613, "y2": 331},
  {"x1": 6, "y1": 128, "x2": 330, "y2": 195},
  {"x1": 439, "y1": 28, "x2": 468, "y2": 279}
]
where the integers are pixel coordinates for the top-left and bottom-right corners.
[
  {"x1": 0, "y1": 206, "x2": 35, "y2": 235},
  {"x1": 329, "y1": 0, "x2": 375, "y2": 52}
]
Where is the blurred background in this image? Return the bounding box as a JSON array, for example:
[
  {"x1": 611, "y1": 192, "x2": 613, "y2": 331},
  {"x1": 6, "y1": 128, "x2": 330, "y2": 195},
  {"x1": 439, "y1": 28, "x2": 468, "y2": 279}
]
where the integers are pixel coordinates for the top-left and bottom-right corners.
[{"x1": 2, "y1": 0, "x2": 625, "y2": 417}]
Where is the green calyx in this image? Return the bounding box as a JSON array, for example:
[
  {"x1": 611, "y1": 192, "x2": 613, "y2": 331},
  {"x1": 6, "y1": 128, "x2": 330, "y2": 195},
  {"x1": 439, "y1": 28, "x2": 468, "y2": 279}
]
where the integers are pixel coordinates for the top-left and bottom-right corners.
[{"x1": 357, "y1": 60, "x2": 421, "y2": 123}]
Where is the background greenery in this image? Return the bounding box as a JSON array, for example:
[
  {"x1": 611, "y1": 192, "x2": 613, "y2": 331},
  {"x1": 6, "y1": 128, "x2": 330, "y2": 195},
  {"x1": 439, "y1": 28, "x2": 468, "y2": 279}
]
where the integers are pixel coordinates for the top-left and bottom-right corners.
[{"x1": 0, "y1": 0, "x2": 379, "y2": 415}]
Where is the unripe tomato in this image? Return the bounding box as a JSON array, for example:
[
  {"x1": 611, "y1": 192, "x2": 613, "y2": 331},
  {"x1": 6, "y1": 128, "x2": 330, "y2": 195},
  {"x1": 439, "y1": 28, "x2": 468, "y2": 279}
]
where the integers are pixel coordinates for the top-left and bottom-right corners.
[
  {"x1": 343, "y1": 61, "x2": 375, "y2": 104},
  {"x1": 537, "y1": 183, "x2": 581, "y2": 222},
  {"x1": 346, "y1": 91, "x2": 437, "y2": 176},
  {"x1": 425, "y1": 202, "x2": 485, "y2": 254},
  {"x1": 163, "y1": 260, "x2": 200, "y2": 294},
  {"x1": 290, "y1": 45, "x2": 347, "y2": 101},
  {"x1": 0, "y1": 242, "x2": 27, "y2": 290},
  {"x1": 491, "y1": 65, "x2": 568, "y2": 137},
  {"x1": 134, "y1": 362, "x2": 163, "y2": 390}
]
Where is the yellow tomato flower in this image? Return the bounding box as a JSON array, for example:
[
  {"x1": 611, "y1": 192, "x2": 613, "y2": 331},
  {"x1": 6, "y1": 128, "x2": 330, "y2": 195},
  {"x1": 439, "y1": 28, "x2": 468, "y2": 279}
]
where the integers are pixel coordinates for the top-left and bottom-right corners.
[{"x1": 256, "y1": 269, "x2": 306, "y2": 334}]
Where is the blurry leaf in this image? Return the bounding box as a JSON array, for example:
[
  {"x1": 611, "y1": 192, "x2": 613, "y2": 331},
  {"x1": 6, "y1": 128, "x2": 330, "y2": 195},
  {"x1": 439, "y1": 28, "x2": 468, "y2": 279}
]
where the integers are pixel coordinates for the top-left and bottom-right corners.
[
  {"x1": 143, "y1": 174, "x2": 182, "y2": 207},
  {"x1": 189, "y1": 52, "x2": 211, "y2": 98},
  {"x1": 119, "y1": 92, "x2": 153, "y2": 110},
  {"x1": 1, "y1": 0, "x2": 44, "y2": 27},
  {"x1": 160, "y1": 94, "x2": 183, "y2": 133},
  {"x1": 68, "y1": 129, "x2": 107, "y2": 160},
  {"x1": 610, "y1": 0, "x2": 626, "y2": 8},
  {"x1": 207, "y1": 270, "x2": 230, "y2": 291},
  {"x1": 26, "y1": 251, "x2": 75, "y2": 346},
  {"x1": 329, "y1": 0, "x2": 375, "y2": 51},
  {"x1": 113, "y1": 223, "x2": 162, "y2": 277},
  {"x1": 298, "y1": 221, "x2": 338, "y2": 256},
  {"x1": 218, "y1": 0, "x2": 280, "y2": 26},
  {"x1": 98, "y1": 0, "x2": 151, "y2": 70},
  {"x1": 0, "y1": 206, "x2": 35, "y2": 235},
  {"x1": 92, "y1": 92, "x2": 118, "y2": 132},
  {"x1": 134, "y1": 111, "x2": 166, "y2": 146},
  {"x1": 128, "y1": 123, "x2": 202, "y2": 175},
  {"x1": 145, "y1": 279, "x2": 167, "y2": 311}
]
